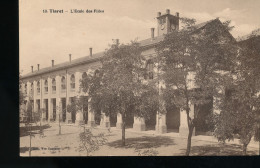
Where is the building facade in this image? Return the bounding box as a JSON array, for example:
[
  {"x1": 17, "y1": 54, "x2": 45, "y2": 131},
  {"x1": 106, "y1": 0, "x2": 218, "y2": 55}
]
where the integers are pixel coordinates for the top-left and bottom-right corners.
[{"x1": 20, "y1": 9, "x2": 257, "y2": 136}]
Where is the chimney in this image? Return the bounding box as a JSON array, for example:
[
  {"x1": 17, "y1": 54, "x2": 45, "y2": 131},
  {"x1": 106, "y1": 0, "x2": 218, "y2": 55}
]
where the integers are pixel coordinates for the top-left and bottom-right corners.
[
  {"x1": 166, "y1": 9, "x2": 170, "y2": 14},
  {"x1": 151, "y1": 28, "x2": 155, "y2": 39},
  {"x1": 37, "y1": 64, "x2": 40, "y2": 71},
  {"x1": 89, "y1": 48, "x2": 92, "y2": 57},
  {"x1": 176, "y1": 12, "x2": 179, "y2": 17},
  {"x1": 52, "y1": 60, "x2": 54, "y2": 67},
  {"x1": 31, "y1": 66, "x2": 33, "y2": 73},
  {"x1": 69, "y1": 54, "x2": 72, "y2": 62},
  {"x1": 157, "y1": 12, "x2": 161, "y2": 17}
]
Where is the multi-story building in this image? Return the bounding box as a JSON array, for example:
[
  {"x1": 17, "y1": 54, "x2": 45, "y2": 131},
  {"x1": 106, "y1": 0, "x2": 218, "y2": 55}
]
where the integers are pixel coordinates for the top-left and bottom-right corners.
[{"x1": 20, "y1": 9, "x2": 258, "y2": 136}]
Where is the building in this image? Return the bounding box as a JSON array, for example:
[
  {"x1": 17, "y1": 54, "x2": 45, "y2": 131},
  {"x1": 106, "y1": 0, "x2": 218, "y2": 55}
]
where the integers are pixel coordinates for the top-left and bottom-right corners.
[{"x1": 20, "y1": 9, "x2": 258, "y2": 136}]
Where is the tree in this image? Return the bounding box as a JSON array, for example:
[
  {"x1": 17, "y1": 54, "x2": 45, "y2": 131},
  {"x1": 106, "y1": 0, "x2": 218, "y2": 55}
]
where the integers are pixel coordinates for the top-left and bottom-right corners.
[
  {"x1": 24, "y1": 100, "x2": 33, "y2": 156},
  {"x1": 214, "y1": 32, "x2": 260, "y2": 155},
  {"x1": 78, "y1": 129, "x2": 107, "y2": 156},
  {"x1": 81, "y1": 41, "x2": 159, "y2": 146},
  {"x1": 156, "y1": 17, "x2": 237, "y2": 155}
]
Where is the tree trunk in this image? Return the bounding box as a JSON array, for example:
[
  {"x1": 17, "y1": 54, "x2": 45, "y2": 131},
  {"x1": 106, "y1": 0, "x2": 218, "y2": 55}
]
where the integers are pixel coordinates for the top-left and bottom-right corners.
[
  {"x1": 29, "y1": 131, "x2": 31, "y2": 156},
  {"x1": 242, "y1": 143, "x2": 248, "y2": 155},
  {"x1": 29, "y1": 112, "x2": 32, "y2": 156},
  {"x1": 122, "y1": 112, "x2": 126, "y2": 146},
  {"x1": 59, "y1": 113, "x2": 61, "y2": 135},
  {"x1": 186, "y1": 126, "x2": 194, "y2": 156}
]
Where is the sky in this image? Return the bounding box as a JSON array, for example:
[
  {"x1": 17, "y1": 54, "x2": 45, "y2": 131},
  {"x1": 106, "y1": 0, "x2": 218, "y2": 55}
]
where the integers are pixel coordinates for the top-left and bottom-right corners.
[{"x1": 19, "y1": 0, "x2": 260, "y2": 75}]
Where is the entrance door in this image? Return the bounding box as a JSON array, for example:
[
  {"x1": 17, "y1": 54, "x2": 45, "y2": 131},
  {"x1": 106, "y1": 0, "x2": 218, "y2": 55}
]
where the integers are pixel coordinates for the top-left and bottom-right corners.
[
  {"x1": 166, "y1": 103, "x2": 180, "y2": 133},
  {"x1": 70, "y1": 97, "x2": 76, "y2": 123},
  {"x1": 95, "y1": 109, "x2": 101, "y2": 125},
  {"x1": 45, "y1": 99, "x2": 48, "y2": 121}
]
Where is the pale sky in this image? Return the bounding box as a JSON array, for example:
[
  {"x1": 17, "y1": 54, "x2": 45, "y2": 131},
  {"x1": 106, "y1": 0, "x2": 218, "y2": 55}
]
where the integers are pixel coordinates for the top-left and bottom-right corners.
[{"x1": 19, "y1": 0, "x2": 260, "y2": 75}]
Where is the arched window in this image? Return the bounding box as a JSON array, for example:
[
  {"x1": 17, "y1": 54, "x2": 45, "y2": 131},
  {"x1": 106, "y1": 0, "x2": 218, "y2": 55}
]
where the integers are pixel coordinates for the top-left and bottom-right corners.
[
  {"x1": 37, "y1": 81, "x2": 40, "y2": 94},
  {"x1": 70, "y1": 74, "x2": 75, "y2": 90},
  {"x1": 31, "y1": 82, "x2": 34, "y2": 95},
  {"x1": 61, "y1": 76, "x2": 66, "y2": 91},
  {"x1": 145, "y1": 59, "x2": 154, "y2": 80},
  {"x1": 44, "y1": 80, "x2": 48, "y2": 93},
  {"x1": 52, "y1": 78, "x2": 56, "y2": 93}
]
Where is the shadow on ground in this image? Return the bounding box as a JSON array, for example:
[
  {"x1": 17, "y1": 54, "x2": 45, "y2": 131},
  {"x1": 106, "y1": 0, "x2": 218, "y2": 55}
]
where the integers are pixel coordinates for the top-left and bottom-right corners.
[
  {"x1": 107, "y1": 136, "x2": 175, "y2": 149},
  {"x1": 20, "y1": 124, "x2": 51, "y2": 137},
  {"x1": 20, "y1": 146, "x2": 71, "y2": 153},
  {"x1": 184, "y1": 143, "x2": 258, "y2": 156}
]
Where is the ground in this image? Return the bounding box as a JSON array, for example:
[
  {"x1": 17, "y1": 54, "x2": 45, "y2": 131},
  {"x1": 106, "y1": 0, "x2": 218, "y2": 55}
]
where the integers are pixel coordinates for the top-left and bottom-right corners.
[{"x1": 20, "y1": 122, "x2": 259, "y2": 156}]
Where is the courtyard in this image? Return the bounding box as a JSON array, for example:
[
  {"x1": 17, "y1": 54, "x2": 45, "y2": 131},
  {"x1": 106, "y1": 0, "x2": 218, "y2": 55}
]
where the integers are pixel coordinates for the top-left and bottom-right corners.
[{"x1": 19, "y1": 123, "x2": 259, "y2": 156}]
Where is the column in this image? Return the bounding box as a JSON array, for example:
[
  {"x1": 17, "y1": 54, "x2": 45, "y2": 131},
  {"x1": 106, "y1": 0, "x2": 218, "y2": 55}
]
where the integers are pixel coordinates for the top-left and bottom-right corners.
[
  {"x1": 66, "y1": 97, "x2": 72, "y2": 123},
  {"x1": 133, "y1": 116, "x2": 146, "y2": 131},
  {"x1": 179, "y1": 103, "x2": 195, "y2": 137},
  {"x1": 155, "y1": 98, "x2": 167, "y2": 134},
  {"x1": 48, "y1": 98, "x2": 53, "y2": 122},
  {"x1": 55, "y1": 75, "x2": 61, "y2": 123},
  {"x1": 48, "y1": 77, "x2": 54, "y2": 122},
  {"x1": 116, "y1": 113, "x2": 123, "y2": 129},
  {"x1": 41, "y1": 99, "x2": 46, "y2": 122},
  {"x1": 40, "y1": 78, "x2": 46, "y2": 122},
  {"x1": 56, "y1": 98, "x2": 62, "y2": 123},
  {"x1": 87, "y1": 98, "x2": 95, "y2": 127},
  {"x1": 65, "y1": 73, "x2": 72, "y2": 123},
  {"x1": 100, "y1": 112, "x2": 110, "y2": 128},
  {"x1": 155, "y1": 112, "x2": 167, "y2": 134},
  {"x1": 26, "y1": 81, "x2": 31, "y2": 101},
  {"x1": 33, "y1": 81, "x2": 37, "y2": 113}
]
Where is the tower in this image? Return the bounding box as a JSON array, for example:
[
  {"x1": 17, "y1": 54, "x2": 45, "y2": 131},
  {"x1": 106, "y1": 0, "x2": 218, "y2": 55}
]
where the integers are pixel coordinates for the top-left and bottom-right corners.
[{"x1": 157, "y1": 9, "x2": 179, "y2": 36}]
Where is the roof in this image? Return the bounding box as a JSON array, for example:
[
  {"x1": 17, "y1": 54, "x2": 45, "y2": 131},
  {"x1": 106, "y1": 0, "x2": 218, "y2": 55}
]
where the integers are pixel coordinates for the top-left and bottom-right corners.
[
  {"x1": 21, "y1": 18, "x2": 233, "y2": 80},
  {"x1": 22, "y1": 52, "x2": 104, "y2": 79},
  {"x1": 21, "y1": 35, "x2": 166, "y2": 79}
]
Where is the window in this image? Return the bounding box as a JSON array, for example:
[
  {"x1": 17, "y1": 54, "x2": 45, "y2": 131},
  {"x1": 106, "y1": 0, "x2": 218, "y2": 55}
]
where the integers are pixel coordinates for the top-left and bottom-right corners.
[
  {"x1": 44, "y1": 80, "x2": 48, "y2": 93},
  {"x1": 37, "y1": 81, "x2": 40, "y2": 94},
  {"x1": 52, "y1": 78, "x2": 56, "y2": 93},
  {"x1": 145, "y1": 60, "x2": 154, "y2": 80},
  {"x1": 70, "y1": 74, "x2": 75, "y2": 90},
  {"x1": 61, "y1": 76, "x2": 66, "y2": 91}
]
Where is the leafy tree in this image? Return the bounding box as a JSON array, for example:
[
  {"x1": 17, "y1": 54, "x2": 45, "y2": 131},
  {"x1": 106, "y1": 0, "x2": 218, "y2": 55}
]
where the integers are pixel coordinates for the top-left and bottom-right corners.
[
  {"x1": 214, "y1": 32, "x2": 260, "y2": 155},
  {"x1": 156, "y1": 17, "x2": 237, "y2": 155},
  {"x1": 78, "y1": 129, "x2": 107, "y2": 156},
  {"x1": 81, "y1": 42, "x2": 159, "y2": 146}
]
